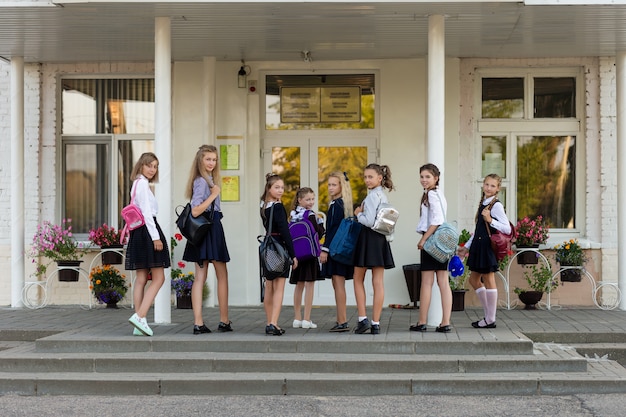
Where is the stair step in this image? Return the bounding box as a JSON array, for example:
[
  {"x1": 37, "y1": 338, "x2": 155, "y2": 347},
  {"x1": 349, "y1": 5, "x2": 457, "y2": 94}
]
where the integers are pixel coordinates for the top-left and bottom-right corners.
[
  {"x1": 34, "y1": 337, "x2": 535, "y2": 355},
  {"x1": 1, "y1": 365, "x2": 625, "y2": 396}
]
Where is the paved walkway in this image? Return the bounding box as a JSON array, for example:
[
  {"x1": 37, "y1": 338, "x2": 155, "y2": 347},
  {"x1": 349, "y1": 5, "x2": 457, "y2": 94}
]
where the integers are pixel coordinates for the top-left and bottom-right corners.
[{"x1": 1, "y1": 304, "x2": 625, "y2": 341}]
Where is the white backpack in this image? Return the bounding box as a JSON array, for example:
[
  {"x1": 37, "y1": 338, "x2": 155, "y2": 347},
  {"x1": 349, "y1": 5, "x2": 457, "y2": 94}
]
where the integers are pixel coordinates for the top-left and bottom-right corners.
[{"x1": 372, "y1": 202, "x2": 399, "y2": 236}]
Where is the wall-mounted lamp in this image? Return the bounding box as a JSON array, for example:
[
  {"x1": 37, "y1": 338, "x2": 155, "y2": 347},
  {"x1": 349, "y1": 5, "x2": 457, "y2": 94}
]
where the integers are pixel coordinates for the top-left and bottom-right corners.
[
  {"x1": 301, "y1": 50, "x2": 312, "y2": 63},
  {"x1": 238, "y1": 60, "x2": 251, "y2": 88}
]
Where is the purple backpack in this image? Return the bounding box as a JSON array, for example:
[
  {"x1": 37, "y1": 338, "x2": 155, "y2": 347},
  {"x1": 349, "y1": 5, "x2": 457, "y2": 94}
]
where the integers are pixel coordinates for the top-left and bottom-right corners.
[{"x1": 289, "y1": 210, "x2": 321, "y2": 261}]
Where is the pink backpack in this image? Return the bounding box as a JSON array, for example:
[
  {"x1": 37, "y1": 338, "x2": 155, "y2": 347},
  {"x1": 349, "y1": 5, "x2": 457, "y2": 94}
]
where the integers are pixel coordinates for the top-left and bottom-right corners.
[{"x1": 119, "y1": 181, "x2": 145, "y2": 244}]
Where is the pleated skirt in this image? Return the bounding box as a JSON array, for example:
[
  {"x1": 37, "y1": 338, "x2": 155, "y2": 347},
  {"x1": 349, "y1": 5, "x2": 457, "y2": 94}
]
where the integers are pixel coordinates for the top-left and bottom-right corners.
[{"x1": 125, "y1": 218, "x2": 171, "y2": 270}]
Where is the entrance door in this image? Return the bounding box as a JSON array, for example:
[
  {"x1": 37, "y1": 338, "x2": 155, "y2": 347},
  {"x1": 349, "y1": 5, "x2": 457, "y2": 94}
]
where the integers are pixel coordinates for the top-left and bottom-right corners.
[{"x1": 263, "y1": 137, "x2": 377, "y2": 306}]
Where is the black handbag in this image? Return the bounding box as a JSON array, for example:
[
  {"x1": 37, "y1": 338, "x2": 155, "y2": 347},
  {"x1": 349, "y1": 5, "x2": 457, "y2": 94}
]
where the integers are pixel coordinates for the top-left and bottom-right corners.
[
  {"x1": 257, "y1": 204, "x2": 292, "y2": 301},
  {"x1": 175, "y1": 202, "x2": 214, "y2": 246}
]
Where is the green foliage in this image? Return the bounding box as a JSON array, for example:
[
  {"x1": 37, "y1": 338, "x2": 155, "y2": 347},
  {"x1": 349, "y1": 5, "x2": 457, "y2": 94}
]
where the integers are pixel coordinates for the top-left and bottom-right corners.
[
  {"x1": 514, "y1": 264, "x2": 558, "y2": 294},
  {"x1": 554, "y1": 239, "x2": 587, "y2": 266},
  {"x1": 89, "y1": 265, "x2": 128, "y2": 304}
]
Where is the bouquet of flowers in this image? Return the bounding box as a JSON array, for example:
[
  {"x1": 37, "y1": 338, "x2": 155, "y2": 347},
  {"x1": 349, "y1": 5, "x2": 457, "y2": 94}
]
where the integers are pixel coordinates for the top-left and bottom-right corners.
[
  {"x1": 88, "y1": 224, "x2": 123, "y2": 247},
  {"x1": 30, "y1": 219, "x2": 87, "y2": 278},
  {"x1": 554, "y1": 239, "x2": 587, "y2": 266},
  {"x1": 458, "y1": 229, "x2": 472, "y2": 247},
  {"x1": 515, "y1": 215, "x2": 549, "y2": 247},
  {"x1": 89, "y1": 265, "x2": 128, "y2": 304}
]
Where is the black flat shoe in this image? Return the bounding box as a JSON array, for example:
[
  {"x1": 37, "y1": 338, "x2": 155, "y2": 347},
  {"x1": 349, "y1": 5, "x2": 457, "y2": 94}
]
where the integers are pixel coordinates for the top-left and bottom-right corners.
[
  {"x1": 266, "y1": 324, "x2": 283, "y2": 336},
  {"x1": 193, "y1": 324, "x2": 212, "y2": 335},
  {"x1": 370, "y1": 324, "x2": 380, "y2": 334},
  {"x1": 218, "y1": 321, "x2": 233, "y2": 332},
  {"x1": 472, "y1": 318, "x2": 496, "y2": 329},
  {"x1": 435, "y1": 324, "x2": 451, "y2": 333},
  {"x1": 409, "y1": 323, "x2": 427, "y2": 332}
]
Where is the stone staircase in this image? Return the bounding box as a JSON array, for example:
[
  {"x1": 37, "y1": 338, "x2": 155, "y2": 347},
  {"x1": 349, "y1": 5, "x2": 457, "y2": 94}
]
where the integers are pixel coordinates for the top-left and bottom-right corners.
[{"x1": 1, "y1": 329, "x2": 626, "y2": 396}]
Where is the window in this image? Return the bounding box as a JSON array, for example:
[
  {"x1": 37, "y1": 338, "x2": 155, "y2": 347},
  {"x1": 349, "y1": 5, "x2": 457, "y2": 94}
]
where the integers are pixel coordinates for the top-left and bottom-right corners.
[
  {"x1": 478, "y1": 69, "x2": 582, "y2": 233},
  {"x1": 61, "y1": 78, "x2": 155, "y2": 235}
]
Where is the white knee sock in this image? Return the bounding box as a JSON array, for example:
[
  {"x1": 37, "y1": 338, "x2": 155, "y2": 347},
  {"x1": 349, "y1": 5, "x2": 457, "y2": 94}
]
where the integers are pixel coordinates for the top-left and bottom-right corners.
[
  {"x1": 475, "y1": 287, "x2": 488, "y2": 318},
  {"x1": 485, "y1": 289, "x2": 498, "y2": 324}
]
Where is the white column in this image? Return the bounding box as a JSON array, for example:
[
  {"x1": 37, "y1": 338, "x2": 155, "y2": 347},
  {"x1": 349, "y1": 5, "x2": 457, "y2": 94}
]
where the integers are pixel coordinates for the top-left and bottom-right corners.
[
  {"x1": 202, "y1": 56, "x2": 218, "y2": 307},
  {"x1": 11, "y1": 57, "x2": 24, "y2": 308},
  {"x1": 154, "y1": 17, "x2": 172, "y2": 323},
  {"x1": 617, "y1": 52, "x2": 626, "y2": 311},
  {"x1": 426, "y1": 14, "x2": 446, "y2": 326}
]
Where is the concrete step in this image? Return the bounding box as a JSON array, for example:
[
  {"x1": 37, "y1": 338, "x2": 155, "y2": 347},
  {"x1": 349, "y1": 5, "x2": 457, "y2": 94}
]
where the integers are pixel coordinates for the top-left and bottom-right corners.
[
  {"x1": 34, "y1": 335, "x2": 535, "y2": 355},
  {"x1": 0, "y1": 350, "x2": 587, "y2": 374},
  {"x1": 1, "y1": 365, "x2": 626, "y2": 396}
]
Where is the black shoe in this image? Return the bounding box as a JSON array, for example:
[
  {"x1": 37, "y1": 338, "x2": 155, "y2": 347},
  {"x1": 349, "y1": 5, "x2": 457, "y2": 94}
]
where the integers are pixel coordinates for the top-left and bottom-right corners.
[
  {"x1": 472, "y1": 318, "x2": 496, "y2": 329},
  {"x1": 354, "y1": 318, "x2": 371, "y2": 334},
  {"x1": 266, "y1": 324, "x2": 283, "y2": 336},
  {"x1": 193, "y1": 324, "x2": 212, "y2": 335},
  {"x1": 329, "y1": 322, "x2": 350, "y2": 332},
  {"x1": 370, "y1": 324, "x2": 380, "y2": 335},
  {"x1": 435, "y1": 324, "x2": 451, "y2": 333},
  {"x1": 409, "y1": 323, "x2": 427, "y2": 332},
  {"x1": 217, "y1": 321, "x2": 233, "y2": 332}
]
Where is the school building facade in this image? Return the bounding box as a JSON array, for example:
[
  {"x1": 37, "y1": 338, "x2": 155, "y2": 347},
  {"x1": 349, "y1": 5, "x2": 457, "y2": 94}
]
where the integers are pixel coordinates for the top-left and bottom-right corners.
[{"x1": 1, "y1": 1, "x2": 625, "y2": 320}]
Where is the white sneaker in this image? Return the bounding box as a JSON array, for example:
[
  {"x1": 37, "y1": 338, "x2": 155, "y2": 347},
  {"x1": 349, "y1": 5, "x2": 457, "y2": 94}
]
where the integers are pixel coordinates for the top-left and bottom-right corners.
[
  {"x1": 302, "y1": 320, "x2": 317, "y2": 329},
  {"x1": 129, "y1": 313, "x2": 153, "y2": 336},
  {"x1": 292, "y1": 319, "x2": 302, "y2": 328},
  {"x1": 132, "y1": 327, "x2": 145, "y2": 336}
]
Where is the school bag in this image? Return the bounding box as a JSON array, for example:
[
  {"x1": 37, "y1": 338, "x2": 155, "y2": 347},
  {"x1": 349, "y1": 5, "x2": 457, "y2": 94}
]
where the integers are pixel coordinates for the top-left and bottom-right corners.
[
  {"x1": 422, "y1": 190, "x2": 459, "y2": 263},
  {"x1": 372, "y1": 202, "x2": 399, "y2": 236},
  {"x1": 119, "y1": 180, "x2": 145, "y2": 244},
  {"x1": 288, "y1": 210, "x2": 321, "y2": 261},
  {"x1": 329, "y1": 217, "x2": 362, "y2": 265},
  {"x1": 485, "y1": 198, "x2": 516, "y2": 261}
]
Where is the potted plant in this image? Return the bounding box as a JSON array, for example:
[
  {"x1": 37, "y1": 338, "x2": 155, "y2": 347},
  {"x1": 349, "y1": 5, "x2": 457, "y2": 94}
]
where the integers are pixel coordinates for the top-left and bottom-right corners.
[
  {"x1": 554, "y1": 239, "x2": 587, "y2": 282},
  {"x1": 449, "y1": 261, "x2": 469, "y2": 311},
  {"x1": 514, "y1": 215, "x2": 549, "y2": 264},
  {"x1": 514, "y1": 264, "x2": 558, "y2": 309},
  {"x1": 30, "y1": 219, "x2": 88, "y2": 281},
  {"x1": 88, "y1": 223, "x2": 124, "y2": 265},
  {"x1": 89, "y1": 265, "x2": 129, "y2": 308},
  {"x1": 170, "y1": 234, "x2": 209, "y2": 308}
]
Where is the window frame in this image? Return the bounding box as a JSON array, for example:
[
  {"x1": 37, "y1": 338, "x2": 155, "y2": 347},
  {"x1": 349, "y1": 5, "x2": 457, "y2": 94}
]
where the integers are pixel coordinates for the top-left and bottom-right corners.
[{"x1": 475, "y1": 67, "x2": 585, "y2": 237}]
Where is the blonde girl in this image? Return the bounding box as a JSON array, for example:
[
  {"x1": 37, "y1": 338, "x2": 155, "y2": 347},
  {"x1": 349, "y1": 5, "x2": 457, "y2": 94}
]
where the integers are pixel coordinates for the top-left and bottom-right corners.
[
  {"x1": 126, "y1": 152, "x2": 170, "y2": 336},
  {"x1": 260, "y1": 173, "x2": 298, "y2": 336},
  {"x1": 352, "y1": 163, "x2": 395, "y2": 335},
  {"x1": 289, "y1": 187, "x2": 325, "y2": 329},
  {"x1": 182, "y1": 145, "x2": 232, "y2": 334},
  {"x1": 458, "y1": 173, "x2": 511, "y2": 328},
  {"x1": 320, "y1": 172, "x2": 354, "y2": 332}
]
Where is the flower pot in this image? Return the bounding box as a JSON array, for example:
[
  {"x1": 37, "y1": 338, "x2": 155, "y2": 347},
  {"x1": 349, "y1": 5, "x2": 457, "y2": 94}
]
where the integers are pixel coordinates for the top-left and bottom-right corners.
[
  {"x1": 176, "y1": 294, "x2": 192, "y2": 309},
  {"x1": 560, "y1": 266, "x2": 582, "y2": 282},
  {"x1": 516, "y1": 245, "x2": 540, "y2": 265},
  {"x1": 56, "y1": 260, "x2": 82, "y2": 282},
  {"x1": 106, "y1": 302, "x2": 119, "y2": 309},
  {"x1": 518, "y1": 290, "x2": 543, "y2": 310},
  {"x1": 101, "y1": 245, "x2": 123, "y2": 265},
  {"x1": 452, "y1": 290, "x2": 467, "y2": 311},
  {"x1": 402, "y1": 264, "x2": 421, "y2": 308}
]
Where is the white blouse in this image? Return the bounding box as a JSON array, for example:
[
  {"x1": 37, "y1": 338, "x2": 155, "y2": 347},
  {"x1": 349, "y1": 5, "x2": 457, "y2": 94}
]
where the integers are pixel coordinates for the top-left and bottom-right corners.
[{"x1": 131, "y1": 175, "x2": 159, "y2": 241}]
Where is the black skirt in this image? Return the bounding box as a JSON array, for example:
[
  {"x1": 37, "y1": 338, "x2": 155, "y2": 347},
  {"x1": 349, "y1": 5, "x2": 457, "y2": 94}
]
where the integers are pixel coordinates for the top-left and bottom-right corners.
[
  {"x1": 353, "y1": 227, "x2": 395, "y2": 269},
  {"x1": 125, "y1": 218, "x2": 171, "y2": 270},
  {"x1": 183, "y1": 211, "x2": 231, "y2": 265},
  {"x1": 289, "y1": 257, "x2": 323, "y2": 284},
  {"x1": 321, "y1": 256, "x2": 354, "y2": 280},
  {"x1": 420, "y1": 249, "x2": 448, "y2": 271}
]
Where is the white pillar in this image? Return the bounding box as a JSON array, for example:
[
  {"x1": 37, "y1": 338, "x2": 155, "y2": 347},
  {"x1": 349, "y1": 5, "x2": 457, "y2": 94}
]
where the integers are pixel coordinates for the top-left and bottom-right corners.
[
  {"x1": 617, "y1": 51, "x2": 626, "y2": 311},
  {"x1": 154, "y1": 17, "x2": 172, "y2": 323},
  {"x1": 202, "y1": 56, "x2": 218, "y2": 307},
  {"x1": 10, "y1": 57, "x2": 25, "y2": 308},
  {"x1": 426, "y1": 14, "x2": 446, "y2": 326}
]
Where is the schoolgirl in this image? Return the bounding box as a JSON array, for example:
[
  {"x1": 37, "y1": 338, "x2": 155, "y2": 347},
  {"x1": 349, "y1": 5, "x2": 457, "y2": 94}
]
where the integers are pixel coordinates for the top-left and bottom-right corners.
[
  {"x1": 411, "y1": 163, "x2": 453, "y2": 333},
  {"x1": 352, "y1": 163, "x2": 395, "y2": 335},
  {"x1": 182, "y1": 145, "x2": 232, "y2": 334},
  {"x1": 320, "y1": 171, "x2": 354, "y2": 332},
  {"x1": 260, "y1": 173, "x2": 298, "y2": 336},
  {"x1": 458, "y1": 173, "x2": 511, "y2": 328},
  {"x1": 289, "y1": 187, "x2": 325, "y2": 329},
  {"x1": 125, "y1": 152, "x2": 170, "y2": 337}
]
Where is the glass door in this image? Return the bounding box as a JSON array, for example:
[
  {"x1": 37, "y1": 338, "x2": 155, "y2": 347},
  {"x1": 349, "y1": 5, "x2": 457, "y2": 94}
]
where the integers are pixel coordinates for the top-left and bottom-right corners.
[{"x1": 263, "y1": 137, "x2": 376, "y2": 306}]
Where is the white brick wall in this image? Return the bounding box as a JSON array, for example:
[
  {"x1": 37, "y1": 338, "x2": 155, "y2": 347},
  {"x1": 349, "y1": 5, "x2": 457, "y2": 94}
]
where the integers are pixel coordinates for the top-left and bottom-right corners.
[{"x1": 0, "y1": 61, "x2": 153, "y2": 306}]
